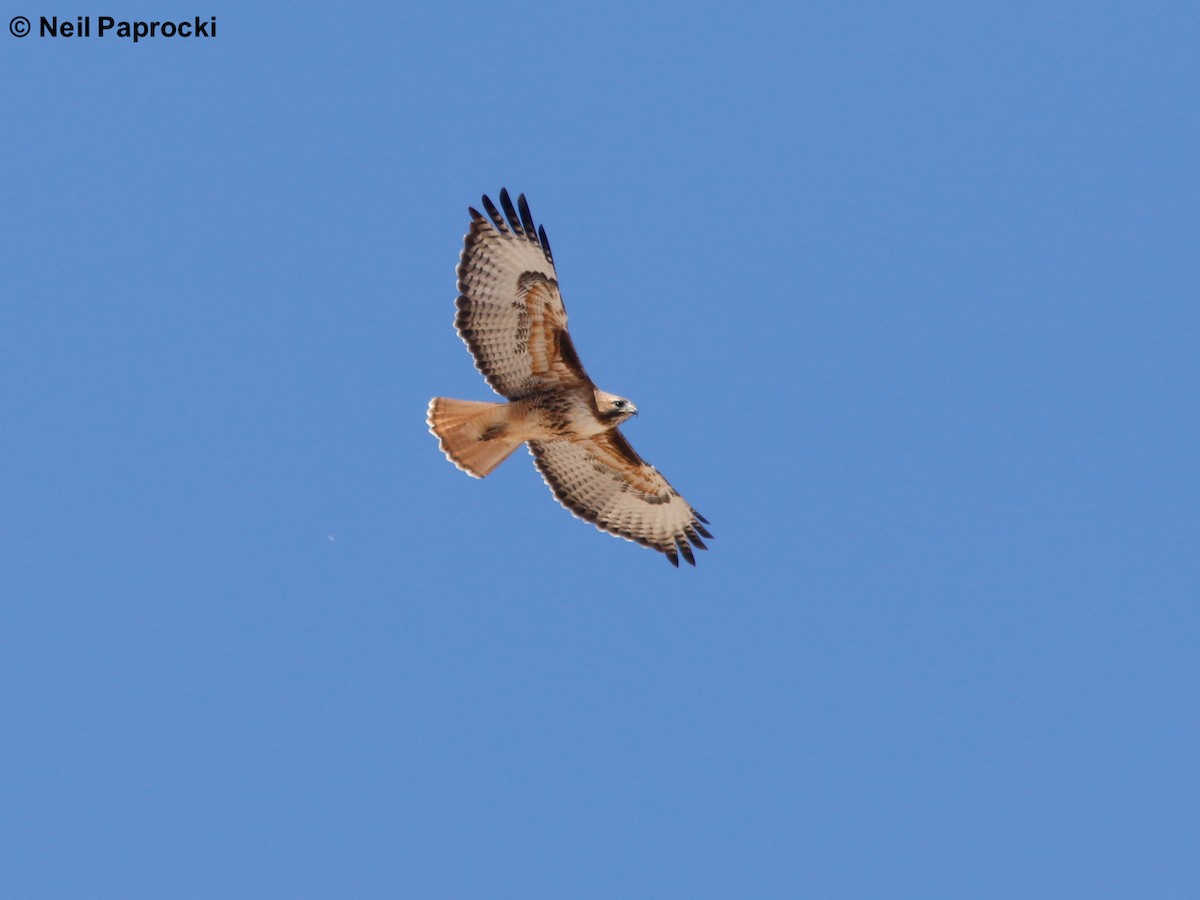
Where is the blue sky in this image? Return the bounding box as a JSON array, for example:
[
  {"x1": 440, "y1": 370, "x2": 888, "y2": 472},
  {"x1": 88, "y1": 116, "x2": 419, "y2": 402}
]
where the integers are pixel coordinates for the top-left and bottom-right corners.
[{"x1": 2, "y1": 1, "x2": 1197, "y2": 896}]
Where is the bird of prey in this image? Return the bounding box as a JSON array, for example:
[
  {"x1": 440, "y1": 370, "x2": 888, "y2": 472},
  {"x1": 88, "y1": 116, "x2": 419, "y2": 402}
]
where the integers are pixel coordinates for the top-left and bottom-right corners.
[{"x1": 427, "y1": 190, "x2": 711, "y2": 566}]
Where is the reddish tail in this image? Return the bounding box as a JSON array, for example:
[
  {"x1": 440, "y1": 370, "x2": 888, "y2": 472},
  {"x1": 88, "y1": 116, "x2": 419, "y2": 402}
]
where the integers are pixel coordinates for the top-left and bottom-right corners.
[{"x1": 427, "y1": 397, "x2": 524, "y2": 478}]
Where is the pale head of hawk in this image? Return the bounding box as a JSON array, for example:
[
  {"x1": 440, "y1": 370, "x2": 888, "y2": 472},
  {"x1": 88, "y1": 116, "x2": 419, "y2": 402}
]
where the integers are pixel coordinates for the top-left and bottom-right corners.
[
  {"x1": 594, "y1": 391, "x2": 637, "y2": 423},
  {"x1": 427, "y1": 190, "x2": 711, "y2": 566}
]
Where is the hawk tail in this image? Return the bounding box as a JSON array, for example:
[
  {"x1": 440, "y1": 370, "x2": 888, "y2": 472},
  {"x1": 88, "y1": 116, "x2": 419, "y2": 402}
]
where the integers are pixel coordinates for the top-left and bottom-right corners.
[{"x1": 427, "y1": 397, "x2": 524, "y2": 478}]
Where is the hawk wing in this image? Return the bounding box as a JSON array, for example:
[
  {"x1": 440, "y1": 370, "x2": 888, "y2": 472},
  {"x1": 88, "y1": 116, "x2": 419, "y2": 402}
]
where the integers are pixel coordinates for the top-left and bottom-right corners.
[
  {"x1": 455, "y1": 190, "x2": 591, "y2": 400},
  {"x1": 528, "y1": 430, "x2": 712, "y2": 567}
]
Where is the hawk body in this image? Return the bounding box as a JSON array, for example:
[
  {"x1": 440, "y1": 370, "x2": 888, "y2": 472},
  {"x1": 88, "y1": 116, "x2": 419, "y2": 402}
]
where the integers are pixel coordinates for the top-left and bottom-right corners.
[{"x1": 428, "y1": 190, "x2": 711, "y2": 566}]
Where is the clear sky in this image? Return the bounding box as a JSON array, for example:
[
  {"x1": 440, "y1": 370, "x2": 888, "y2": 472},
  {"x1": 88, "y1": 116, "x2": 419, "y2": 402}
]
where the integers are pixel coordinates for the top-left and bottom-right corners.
[{"x1": 3, "y1": 2, "x2": 1197, "y2": 896}]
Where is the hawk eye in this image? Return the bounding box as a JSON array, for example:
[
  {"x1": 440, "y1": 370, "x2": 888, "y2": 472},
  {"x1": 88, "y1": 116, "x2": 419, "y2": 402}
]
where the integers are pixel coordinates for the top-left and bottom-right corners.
[{"x1": 613, "y1": 400, "x2": 625, "y2": 408}]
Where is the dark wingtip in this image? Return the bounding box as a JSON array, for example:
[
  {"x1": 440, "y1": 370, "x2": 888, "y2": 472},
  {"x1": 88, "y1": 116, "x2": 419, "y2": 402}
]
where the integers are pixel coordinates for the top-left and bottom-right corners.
[
  {"x1": 499, "y1": 189, "x2": 522, "y2": 237},
  {"x1": 476, "y1": 190, "x2": 553, "y2": 265},
  {"x1": 678, "y1": 539, "x2": 696, "y2": 566},
  {"x1": 517, "y1": 193, "x2": 537, "y2": 242},
  {"x1": 665, "y1": 545, "x2": 680, "y2": 567},
  {"x1": 480, "y1": 194, "x2": 505, "y2": 232}
]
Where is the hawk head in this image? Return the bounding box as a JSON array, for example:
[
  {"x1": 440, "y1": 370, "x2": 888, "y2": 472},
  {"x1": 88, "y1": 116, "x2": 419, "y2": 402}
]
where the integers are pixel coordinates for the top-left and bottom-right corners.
[{"x1": 596, "y1": 390, "x2": 638, "y2": 425}]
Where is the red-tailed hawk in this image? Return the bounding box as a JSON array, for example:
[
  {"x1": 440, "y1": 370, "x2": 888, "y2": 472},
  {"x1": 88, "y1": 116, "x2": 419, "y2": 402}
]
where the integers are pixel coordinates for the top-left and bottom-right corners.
[{"x1": 427, "y1": 190, "x2": 711, "y2": 566}]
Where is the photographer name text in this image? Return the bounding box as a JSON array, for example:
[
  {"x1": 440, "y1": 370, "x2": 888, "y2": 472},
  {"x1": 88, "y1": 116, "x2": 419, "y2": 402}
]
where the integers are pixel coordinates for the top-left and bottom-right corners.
[{"x1": 32, "y1": 15, "x2": 216, "y2": 42}]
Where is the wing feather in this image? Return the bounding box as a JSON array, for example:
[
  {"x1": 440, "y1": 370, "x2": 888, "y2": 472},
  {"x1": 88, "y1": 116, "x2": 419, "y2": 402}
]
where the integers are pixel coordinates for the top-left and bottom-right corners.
[
  {"x1": 528, "y1": 431, "x2": 711, "y2": 566},
  {"x1": 455, "y1": 190, "x2": 588, "y2": 399}
]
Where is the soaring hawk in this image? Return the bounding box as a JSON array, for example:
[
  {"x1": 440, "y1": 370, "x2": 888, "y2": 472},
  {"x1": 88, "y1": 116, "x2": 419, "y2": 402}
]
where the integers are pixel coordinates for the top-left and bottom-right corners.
[{"x1": 427, "y1": 190, "x2": 711, "y2": 566}]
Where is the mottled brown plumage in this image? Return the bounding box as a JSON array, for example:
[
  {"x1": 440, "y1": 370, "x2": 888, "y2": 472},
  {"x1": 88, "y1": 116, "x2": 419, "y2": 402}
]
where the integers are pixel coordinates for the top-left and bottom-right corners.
[{"x1": 427, "y1": 190, "x2": 710, "y2": 566}]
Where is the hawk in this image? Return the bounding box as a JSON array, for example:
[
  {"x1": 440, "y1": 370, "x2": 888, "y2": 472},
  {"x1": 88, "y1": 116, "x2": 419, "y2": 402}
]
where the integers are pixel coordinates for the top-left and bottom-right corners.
[{"x1": 427, "y1": 189, "x2": 712, "y2": 566}]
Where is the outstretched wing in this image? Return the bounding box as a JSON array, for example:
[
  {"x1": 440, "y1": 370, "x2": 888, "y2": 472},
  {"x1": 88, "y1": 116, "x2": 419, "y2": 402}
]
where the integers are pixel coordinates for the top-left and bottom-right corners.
[
  {"x1": 455, "y1": 189, "x2": 590, "y2": 400},
  {"x1": 528, "y1": 431, "x2": 712, "y2": 566}
]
